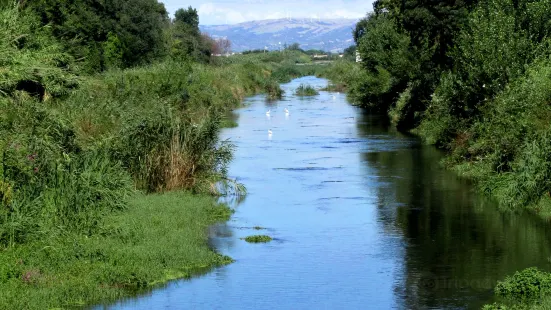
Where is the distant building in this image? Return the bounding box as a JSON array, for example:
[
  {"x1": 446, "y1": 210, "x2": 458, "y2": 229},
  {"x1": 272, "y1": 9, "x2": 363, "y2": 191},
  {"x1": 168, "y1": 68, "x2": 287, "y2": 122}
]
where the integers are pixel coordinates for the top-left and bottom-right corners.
[
  {"x1": 356, "y1": 50, "x2": 362, "y2": 63},
  {"x1": 313, "y1": 54, "x2": 328, "y2": 59}
]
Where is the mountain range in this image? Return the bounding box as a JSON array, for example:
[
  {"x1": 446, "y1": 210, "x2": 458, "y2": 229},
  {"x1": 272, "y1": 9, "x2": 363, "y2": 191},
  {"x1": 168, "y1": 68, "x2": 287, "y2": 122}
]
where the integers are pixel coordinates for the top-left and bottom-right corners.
[{"x1": 200, "y1": 18, "x2": 358, "y2": 53}]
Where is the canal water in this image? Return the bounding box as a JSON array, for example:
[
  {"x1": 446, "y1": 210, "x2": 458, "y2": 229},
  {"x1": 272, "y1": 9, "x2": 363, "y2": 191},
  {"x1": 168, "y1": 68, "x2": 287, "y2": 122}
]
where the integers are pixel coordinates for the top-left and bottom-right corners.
[{"x1": 104, "y1": 76, "x2": 551, "y2": 309}]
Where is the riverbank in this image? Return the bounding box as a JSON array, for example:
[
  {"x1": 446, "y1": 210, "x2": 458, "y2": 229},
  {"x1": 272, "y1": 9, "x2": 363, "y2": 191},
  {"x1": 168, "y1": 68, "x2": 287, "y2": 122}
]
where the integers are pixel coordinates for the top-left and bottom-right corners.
[
  {"x1": 0, "y1": 58, "x2": 323, "y2": 309},
  {"x1": 329, "y1": 0, "x2": 551, "y2": 223},
  {"x1": 322, "y1": 60, "x2": 551, "y2": 309},
  {"x1": 0, "y1": 192, "x2": 232, "y2": 309},
  {"x1": 322, "y1": 60, "x2": 551, "y2": 220},
  {"x1": 109, "y1": 75, "x2": 551, "y2": 309},
  {"x1": 0, "y1": 57, "x2": 240, "y2": 308},
  {"x1": 0, "y1": 6, "x2": 331, "y2": 308}
]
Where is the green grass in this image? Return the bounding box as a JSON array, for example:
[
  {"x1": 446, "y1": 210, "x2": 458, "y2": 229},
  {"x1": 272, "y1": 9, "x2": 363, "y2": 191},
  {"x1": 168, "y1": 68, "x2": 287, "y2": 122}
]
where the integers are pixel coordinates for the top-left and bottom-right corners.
[
  {"x1": 295, "y1": 84, "x2": 319, "y2": 96},
  {"x1": 319, "y1": 61, "x2": 368, "y2": 105},
  {"x1": 0, "y1": 8, "x2": 316, "y2": 307},
  {"x1": 0, "y1": 191, "x2": 233, "y2": 309},
  {"x1": 242, "y1": 235, "x2": 272, "y2": 243}
]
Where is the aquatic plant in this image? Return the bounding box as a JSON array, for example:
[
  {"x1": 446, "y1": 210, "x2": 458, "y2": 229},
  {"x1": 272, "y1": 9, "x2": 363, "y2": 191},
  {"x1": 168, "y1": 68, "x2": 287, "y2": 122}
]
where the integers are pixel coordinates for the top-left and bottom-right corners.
[
  {"x1": 295, "y1": 84, "x2": 319, "y2": 96},
  {"x1": 242, "y1": 235, "x2": 272, "y2": 243}
]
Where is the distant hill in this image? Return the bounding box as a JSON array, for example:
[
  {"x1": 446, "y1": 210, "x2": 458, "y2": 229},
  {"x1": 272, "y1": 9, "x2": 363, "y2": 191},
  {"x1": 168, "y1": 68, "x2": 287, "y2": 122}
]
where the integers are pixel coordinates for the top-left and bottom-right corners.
[{"x1": 200, "y1": 18, "x2": 358, "y2": 53}]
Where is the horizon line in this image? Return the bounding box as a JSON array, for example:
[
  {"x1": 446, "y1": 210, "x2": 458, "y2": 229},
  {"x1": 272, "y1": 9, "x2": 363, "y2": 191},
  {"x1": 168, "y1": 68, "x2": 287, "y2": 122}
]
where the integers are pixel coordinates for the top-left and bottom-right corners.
[{"x1": 200, "y1": 17, "x2": 360, "y2": 27}]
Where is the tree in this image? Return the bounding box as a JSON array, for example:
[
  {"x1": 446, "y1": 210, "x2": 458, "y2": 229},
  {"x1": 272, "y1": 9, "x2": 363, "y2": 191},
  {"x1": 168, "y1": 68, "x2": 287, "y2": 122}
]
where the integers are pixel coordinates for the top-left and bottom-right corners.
[
  {"x1": 217, "y1": 38, "x2": 232, "y2": 54},
  {"x1": 344, "y1": 45, "x2": 356, "y2": 57},
  {"x1": 353, "y1": 0, "x2": 481, "y2": 129},
  {"x1": 202, "y1": 33, "x2": 220, "y2": 55},
  {"x1": 103, "y1": 32, "x2": 123, "y2": 69},
  {"x1": 174, "y1": 6, "x2": 199, "y2": 30},
  {"x1": 356, "y1": 13, "x2": 414, "y2": 114},
  {"x1": 353, "y1": 16, "x2": 370, "y2": 43},
  {"x1": 170, "y1": 6, "x2": 213, "y2": 62},
  {"x1": 26, "y1": 0, "x2": 169, "y2": 71},
  {"x1": 287, "y1": 42, "x2": 301, "y2": 51}
]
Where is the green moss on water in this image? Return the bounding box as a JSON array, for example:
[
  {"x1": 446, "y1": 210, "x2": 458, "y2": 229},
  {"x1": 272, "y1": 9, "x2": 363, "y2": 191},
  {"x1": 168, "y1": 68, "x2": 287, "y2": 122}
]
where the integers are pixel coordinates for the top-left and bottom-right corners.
[
  {"x1": 242, "y1": 235, "x2": 272, "y2": 243},
  {"x1": 0, "y1": 192, "x2": 233, "y2": 309}
]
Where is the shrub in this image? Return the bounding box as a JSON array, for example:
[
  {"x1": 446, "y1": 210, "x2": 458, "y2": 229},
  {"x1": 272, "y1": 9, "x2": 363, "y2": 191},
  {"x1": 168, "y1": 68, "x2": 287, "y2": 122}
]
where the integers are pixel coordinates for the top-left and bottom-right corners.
[
  {"x1": 295, "y1": 84, "x2": 319, "y2": 96},
  {"x1": 495, "y1": 268, "x2": 551, "y2": 301}
]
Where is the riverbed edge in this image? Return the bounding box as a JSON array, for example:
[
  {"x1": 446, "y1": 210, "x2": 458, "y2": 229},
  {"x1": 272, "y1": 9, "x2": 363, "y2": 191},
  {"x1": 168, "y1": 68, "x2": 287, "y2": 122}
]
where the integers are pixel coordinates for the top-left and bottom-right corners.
[
  {"x1": 320, "y1": 71, "x2": 551, "y2": 222},
  {"x1": 0, "y1": 192, "x2": 234, "y2": 309}
]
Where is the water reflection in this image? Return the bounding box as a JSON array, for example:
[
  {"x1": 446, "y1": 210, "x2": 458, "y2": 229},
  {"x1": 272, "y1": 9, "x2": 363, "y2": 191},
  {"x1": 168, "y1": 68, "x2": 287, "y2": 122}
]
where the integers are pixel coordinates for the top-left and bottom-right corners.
[
  {"x1": 355, "y1": 110, "x2": 551, "y2": 309},
  {"x1": 100, "y1": 77, "x2": 551, "y2": 310}
]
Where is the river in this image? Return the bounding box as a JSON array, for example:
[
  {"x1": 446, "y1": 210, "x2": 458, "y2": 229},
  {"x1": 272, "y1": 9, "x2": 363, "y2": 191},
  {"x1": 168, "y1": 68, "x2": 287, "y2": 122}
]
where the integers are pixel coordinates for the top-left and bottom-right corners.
[{"x1": 103, "y1": 76, "x2": 551, "y2": 309}]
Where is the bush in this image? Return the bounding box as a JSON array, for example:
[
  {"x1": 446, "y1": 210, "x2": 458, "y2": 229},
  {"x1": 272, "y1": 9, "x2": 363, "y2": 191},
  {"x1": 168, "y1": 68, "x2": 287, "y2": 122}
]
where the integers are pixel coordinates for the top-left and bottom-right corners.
[
  {"x1": 0, "y1": 7, "x2": 78, "y2": 99},
  {"x1": 495, "y1": 268, "x2": 551, "y2": 301},
  {"x1": 0, "y1": 95, "x2": 132, "y2": 246},
  {"x1": 295, "y1": 84, "x2": 319, "y2": 96}
]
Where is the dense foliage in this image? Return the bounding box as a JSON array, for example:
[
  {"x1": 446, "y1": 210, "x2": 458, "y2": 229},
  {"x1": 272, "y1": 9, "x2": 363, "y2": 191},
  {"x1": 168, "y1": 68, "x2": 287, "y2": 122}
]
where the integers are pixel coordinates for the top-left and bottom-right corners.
[
  {"x1": 327, "y1": 3, "x2": 551, "y2": 305},
  {"x1": 19, "y1": 0, "x2": 223, "y2": 71},
  {"x1": 25, "y1": 0, "x2": 169, "y2": 71},
  {"x1": 327, "y1": 0, "x2": 551, "y2": 216},
  {"x1": 0, "y1": 2, "x2": 326, "y2": 308},
  {"x1": 482, "y1": 268, "x2": 551, "y2": 309}
]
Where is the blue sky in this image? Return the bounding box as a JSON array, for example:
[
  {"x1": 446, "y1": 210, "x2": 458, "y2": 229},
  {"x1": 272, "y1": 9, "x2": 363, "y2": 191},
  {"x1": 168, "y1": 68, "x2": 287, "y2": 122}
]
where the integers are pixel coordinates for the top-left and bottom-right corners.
[{"x1": 162, "y1": 0, "x2": 375, "y2": 25}]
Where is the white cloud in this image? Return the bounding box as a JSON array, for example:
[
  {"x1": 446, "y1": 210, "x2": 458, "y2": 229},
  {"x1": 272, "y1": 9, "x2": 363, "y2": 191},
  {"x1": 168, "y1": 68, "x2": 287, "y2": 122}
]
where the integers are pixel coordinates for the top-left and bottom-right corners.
[
  {"x1": 198, "y1": 3, "x2": 248, "y2": 24},
  {"x1": 327, "y1": 9, "x2": 365, "y2": 19}
]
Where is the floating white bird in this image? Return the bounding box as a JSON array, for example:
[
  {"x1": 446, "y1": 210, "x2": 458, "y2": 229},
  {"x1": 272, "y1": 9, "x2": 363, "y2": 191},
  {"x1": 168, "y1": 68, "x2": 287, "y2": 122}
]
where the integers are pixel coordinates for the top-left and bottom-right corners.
[
  {"x1": 268, "y1": 129, "x2": 273, "y2": 135},
  {"x1": 266, "y1": 109, "x2": 271, "y2": 116},
  {"x1": 284, "y1": 108, "x2": 289, "y2": 114}
]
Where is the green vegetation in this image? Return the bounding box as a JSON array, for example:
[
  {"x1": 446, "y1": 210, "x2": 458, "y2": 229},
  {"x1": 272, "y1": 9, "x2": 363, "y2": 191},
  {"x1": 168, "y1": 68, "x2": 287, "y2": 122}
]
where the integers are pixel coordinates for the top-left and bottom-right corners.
[
  {"x1": 325, "y1": 0, "x2": 551, "y2": 217},
  {"x1": 323, "y1": 0, "x2": 551, "y2": 308},
  {"x1": 483, "y1": 268, "x2": 551, "y2": 309},
  {"x1": 242, "y1": 235, "x2": 272, "y2": 243},
  {"x1": 22, "y1": 1, "x2": 217, "y2": 71},
  {"x1": 0, "y1": 2, "x2": 322, "y2": 308},
  {"x1": 322, "y1": 61, "x2": 364, "y2": 96},
  {"x1": 295, "y1": 84, "x2": 319, "y2": 96},
  {"x1": 0, "y1": 192, "x2": 233, "y2": 309},
  {"x1": 220, "y1": 50, "x2": 326, "y2": 82}
]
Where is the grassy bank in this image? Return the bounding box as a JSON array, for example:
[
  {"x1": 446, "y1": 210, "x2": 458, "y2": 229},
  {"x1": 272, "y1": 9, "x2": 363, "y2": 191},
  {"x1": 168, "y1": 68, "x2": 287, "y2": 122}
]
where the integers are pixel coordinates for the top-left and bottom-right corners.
[
  {"x1": 0, "y1": 192, "x2": 232, "y2": 309},
  {"x1": 217, "y1": 50, "x2": 327, "y2": 84},
  {"x1": 0, "y1": 6, "x2": 325, "y2": 308},
  {"x1": 0, "y1": 55, "x2": 306, "y2": 309},
  {"x1": 0, "y1": 59, "x2": 319, "y2": 309}
]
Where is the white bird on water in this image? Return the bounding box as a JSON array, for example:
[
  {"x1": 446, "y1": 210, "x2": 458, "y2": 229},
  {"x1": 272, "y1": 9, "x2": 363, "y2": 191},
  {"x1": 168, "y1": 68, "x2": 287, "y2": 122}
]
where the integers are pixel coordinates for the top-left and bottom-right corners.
[
  {"x1": 266, "y1": 109, "x2": 271, "y2": 116},
  {"x1": 268, "y1": 129, "x2": 273, "y2": 136},
  {"x1": 284, "y1": 107, "x2": 289, "y2": 114}
]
